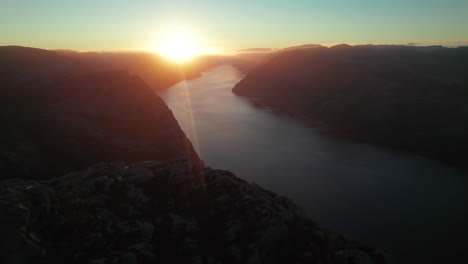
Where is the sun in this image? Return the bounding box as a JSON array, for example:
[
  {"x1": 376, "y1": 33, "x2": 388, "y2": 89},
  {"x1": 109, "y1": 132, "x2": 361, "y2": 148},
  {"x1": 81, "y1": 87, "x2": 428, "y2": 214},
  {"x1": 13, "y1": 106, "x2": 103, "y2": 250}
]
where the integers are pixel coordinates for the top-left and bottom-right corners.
[{"x1": 153, "y1": 28, "x2": 205, "y2": 63}]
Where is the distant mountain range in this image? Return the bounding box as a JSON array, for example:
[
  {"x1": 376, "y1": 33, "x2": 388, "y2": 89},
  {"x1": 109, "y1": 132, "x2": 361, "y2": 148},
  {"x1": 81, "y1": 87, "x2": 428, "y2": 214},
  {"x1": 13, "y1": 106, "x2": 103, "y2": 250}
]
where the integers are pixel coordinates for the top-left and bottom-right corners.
[{"x1": 237, "y1": 48, "x2": 278, "y2": 53}]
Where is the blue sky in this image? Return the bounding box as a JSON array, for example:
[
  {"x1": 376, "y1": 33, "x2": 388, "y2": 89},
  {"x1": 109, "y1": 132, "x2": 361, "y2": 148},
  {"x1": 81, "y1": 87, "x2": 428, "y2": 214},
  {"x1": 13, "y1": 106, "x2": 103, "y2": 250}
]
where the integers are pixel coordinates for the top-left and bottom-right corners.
[{"x1": 1, "y1": 0, "x2": 467, "y2": 51}]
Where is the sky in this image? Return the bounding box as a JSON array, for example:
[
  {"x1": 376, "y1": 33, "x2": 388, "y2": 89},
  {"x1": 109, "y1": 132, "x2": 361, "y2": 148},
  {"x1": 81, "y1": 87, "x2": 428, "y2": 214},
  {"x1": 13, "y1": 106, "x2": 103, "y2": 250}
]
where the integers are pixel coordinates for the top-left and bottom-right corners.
[{"x1": 1, "y1": 0, "x2": 467, "y2": 52}]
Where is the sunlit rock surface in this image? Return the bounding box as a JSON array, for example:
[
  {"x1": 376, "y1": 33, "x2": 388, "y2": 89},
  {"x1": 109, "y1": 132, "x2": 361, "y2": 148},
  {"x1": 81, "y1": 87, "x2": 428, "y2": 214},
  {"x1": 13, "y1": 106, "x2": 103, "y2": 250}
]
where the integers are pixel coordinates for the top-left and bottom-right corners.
[{"x1": 0, "y1": 160, "x2": 394, "y2": 264}]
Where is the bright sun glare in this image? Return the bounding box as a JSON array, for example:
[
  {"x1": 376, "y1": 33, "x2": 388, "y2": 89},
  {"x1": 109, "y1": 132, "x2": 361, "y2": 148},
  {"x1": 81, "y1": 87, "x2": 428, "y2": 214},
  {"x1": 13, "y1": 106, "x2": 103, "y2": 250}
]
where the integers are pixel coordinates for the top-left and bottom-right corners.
[{"x1": 153, "y1": 28, "x2": 207, "y2": 63}]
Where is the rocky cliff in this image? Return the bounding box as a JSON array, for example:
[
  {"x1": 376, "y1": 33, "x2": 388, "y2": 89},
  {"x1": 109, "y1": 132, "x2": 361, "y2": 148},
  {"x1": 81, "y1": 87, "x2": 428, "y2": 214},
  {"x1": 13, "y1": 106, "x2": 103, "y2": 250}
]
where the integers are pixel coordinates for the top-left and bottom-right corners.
[
  {"x1": 233, "y1": 44, "x2": 468, "y2": 166},
  {"x1": 0, "y1": 160, "x2": 393, "y2": 264}
]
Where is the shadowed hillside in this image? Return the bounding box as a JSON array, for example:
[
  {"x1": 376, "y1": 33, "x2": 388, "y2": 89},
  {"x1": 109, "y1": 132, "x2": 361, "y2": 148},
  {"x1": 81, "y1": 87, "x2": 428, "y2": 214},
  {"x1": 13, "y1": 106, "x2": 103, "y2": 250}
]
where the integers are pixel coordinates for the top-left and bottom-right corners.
[
  {"x1": 0, "y1": 46, "x2": 199, "y2": 179},
  {"x1": 233, "y1": 44, "x2": 468, "y2": 166}
]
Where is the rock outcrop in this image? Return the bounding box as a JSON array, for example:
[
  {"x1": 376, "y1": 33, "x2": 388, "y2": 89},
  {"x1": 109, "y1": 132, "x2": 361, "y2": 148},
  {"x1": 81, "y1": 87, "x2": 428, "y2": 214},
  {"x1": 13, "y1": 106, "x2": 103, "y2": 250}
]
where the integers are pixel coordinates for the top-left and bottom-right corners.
[
  {"x1": 233, "y1": 44, "x2": 468, "y2": 166},
  {"x1": 0, "y1": 160, "x2": 393, "y2": 264}
]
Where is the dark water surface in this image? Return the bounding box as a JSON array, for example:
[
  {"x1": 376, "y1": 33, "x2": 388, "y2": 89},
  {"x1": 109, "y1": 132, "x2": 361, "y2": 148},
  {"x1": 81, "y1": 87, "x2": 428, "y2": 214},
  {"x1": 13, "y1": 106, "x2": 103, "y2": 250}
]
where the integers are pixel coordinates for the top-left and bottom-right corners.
[{"x1": 158, "y1": 65, "x2": 468, "y2": 263}]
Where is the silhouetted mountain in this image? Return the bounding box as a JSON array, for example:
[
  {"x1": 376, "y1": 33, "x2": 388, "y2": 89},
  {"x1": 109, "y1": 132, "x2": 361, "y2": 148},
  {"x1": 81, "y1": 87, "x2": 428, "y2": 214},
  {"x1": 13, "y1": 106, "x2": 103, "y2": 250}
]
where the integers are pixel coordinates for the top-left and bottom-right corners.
[
  {"x1": 233, "y1": 44, "x2": 468, "y2": 166},
  {"x1": 56, "y1": 50, "x2": 207, "y2": 90},
  {"x1": 278, "y1": 44, "x2": 325, "y2": 52},
  {"x1": 237, "y1": 48, "x2": 277, "y2": 53},
  {"x1": 190, "y1": 53, "x2": 270, "y2": 74},
  {"x1": 0, "y1": 159, "x2": 394, "y2": 264},
  {"x1": 0, "y1": 47, "x2": 199, "y2": 179},
  {"x1": 0, "y1": 46, "x2": 89, "y2": 85}
]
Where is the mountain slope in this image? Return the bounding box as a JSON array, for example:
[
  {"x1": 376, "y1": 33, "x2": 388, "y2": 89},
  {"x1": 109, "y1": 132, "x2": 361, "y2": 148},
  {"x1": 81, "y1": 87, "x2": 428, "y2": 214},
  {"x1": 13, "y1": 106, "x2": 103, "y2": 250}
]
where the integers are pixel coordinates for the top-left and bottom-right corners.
[
  {"x1": 233, "y1": 44, "x2": 468, "y2": 165},
  {"x1": 0, "y1": 47, "x2": 199, "y2": 180}
]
